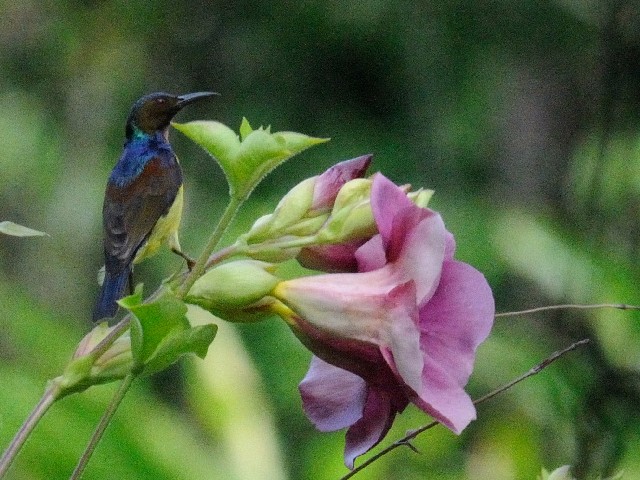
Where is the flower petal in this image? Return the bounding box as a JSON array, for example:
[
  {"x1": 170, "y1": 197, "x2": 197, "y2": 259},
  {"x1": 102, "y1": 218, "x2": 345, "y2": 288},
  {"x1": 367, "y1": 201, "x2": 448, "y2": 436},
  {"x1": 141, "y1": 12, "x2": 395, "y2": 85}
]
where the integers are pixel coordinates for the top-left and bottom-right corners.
[
  {"x1": 299, "y1": 356, "x2": 367, "y2": 431},
  {"x1": 355, "y1": 234, "x2": 385, "y2": 272},
  {"x1": 277, "y1": 274, "x2": 424, "y2": 394},
  {"x1": 394, "y1": 210, "x2": 446, "y2": 304},
  {"x1": 297, "y1": 239, "x2": 365, "y2": 273},
  {"x1": 344, "y1": 387, "x2": 396, "y2": 469},
  {"x1": 444, "y1": 230, "x2": 456, "y2": 260},
  {"x1": 369, "y1": 174, "x2": 447, "y2": 304},
  {"x1": 379, "y1": 282, "x2": 423, "y2": 394},
  {"x1": 415, "y1": 259, "x2": 495, "y2": 432},
  {"x1": 369, "y1": 173, "x2": 416, "y2": 244}
]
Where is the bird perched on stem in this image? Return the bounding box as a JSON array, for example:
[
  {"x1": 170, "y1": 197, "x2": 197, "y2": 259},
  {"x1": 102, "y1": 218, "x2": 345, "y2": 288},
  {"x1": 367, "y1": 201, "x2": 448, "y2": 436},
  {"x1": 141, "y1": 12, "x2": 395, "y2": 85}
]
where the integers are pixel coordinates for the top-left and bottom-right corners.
[{"x1": 93, "y1": 91, "x2": 217, "y2": 321}]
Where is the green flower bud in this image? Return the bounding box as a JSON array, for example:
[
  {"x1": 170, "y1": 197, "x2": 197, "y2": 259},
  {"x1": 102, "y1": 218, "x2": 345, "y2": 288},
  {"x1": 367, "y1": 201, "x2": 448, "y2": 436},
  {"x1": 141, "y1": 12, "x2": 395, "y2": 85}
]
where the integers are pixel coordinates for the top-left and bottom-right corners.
[
  {"x1": 284, "y1": 214, "x2": 329, "y2": 237},
  {"x1": 246, "y1": 243, "x2": 302, "y2": 263},
  {"x1": 245, "y1": 178, "x2": 316, "y2": 242},
  {"x1": 315, "y1": 178, "x2": 376, "y2": 243},
  {"x1": 241, "y1": 156, "x2": 372, "y2": 246},
  {"x1": 90, "y1": 333, "x2": 133, "y2": 383},
  {"x1": 56, "y1": 323, "x2": 134, "y2": 396},
  {"x1": 186, "y1": 260, "x2": 280, "y2": 322},
  {"x1": 331, "y1": 178, "x2": 372, "y2": 211},
  {"x1": 316, "y1": 200, "x2": 376, "y2": 244}
]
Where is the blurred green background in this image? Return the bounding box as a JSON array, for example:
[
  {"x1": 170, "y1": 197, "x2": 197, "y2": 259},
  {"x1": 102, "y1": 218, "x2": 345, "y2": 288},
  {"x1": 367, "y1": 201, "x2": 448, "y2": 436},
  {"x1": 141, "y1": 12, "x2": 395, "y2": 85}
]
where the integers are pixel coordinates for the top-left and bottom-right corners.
[{"x1": 2, "y1": 1, "x2": 640, "y2": 479}]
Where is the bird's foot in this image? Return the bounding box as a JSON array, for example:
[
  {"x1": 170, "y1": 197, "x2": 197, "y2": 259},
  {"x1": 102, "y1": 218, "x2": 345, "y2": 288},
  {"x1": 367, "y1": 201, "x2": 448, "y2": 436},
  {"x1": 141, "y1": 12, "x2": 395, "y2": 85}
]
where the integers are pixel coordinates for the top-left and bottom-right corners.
[{"x1": 172, "y1": 248, "x2": 196, "y2": 270}]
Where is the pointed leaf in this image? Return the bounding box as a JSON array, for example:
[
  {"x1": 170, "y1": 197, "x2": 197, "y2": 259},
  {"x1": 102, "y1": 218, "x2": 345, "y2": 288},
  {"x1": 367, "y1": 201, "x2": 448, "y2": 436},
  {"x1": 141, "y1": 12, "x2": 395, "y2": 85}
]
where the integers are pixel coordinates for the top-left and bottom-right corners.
[
  {"x1": 119, "y1": 286, "x2": 217, "y2": 375},
  {"x1": 239, "y1": 117, "x2": 253, "y2": 140},
  {"x1": 141, "y1": 324, "x2": 217, "y2": 377},
  {"x1": 174, "y1": 119, "x2": 329, "y2": 199},
  {"x1": 0, "y1": 221, "x2": 48, "y2": 237},
  {"x1": 120, "y1": 288, "x2": 189, "y2": 368},
  {"x1": 173, "y1": 120, "x2": 241, "y2": 191}
]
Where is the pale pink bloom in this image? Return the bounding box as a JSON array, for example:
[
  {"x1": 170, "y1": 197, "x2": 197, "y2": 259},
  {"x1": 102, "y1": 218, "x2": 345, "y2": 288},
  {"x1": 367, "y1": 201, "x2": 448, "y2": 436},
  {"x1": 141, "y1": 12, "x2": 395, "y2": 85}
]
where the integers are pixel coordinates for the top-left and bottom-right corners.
[{"x1": 274, "y1": 174, "x2": 494, "y2": 468}]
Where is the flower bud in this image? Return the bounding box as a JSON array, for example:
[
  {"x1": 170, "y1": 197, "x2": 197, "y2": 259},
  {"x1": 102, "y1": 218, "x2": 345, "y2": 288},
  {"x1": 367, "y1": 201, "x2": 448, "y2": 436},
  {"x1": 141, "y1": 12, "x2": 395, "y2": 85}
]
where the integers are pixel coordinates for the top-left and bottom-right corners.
[
  {"x1": 186, "y1": 260, "x2": 280, "y2": 322},
  {"x1": 315, "y1": 178, "x2": 377, "y2": 243},
  {"x1": 58, "y1": 323, "x2": 134, "y2": 395},
  {"x1": 245, "y1": 244, "x2": 302, "y2": 263},
  {"x1": 242, "y1": 156, "x2": 372, "y2": 245},
  {"x1": 331, "y1": 178, "x2": 372, "y2": 211},
  {"x1": 245, "y1": 178, "x2": 316, "y2": 242},
  {"x1": 408, "y1": 188, "x2": 434, "y2": 209},
  {"x1": 90, "y1": 333, "x2": 133, "y2": 383}
]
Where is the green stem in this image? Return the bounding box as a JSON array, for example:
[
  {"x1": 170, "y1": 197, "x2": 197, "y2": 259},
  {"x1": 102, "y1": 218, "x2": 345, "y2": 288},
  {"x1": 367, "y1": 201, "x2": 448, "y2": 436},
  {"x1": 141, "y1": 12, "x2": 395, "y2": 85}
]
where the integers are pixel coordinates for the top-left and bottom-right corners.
[
  {"x1": 177, "y1": 195, "x2": 244, "y2": 298},
  {"x1": 61, "y1": 198, "x2": 243, "y2": 475},
  {"x1": 204, "y1": 244, "x2": 239, "y2": 269},
  {"x1": 242, "y1": 234, "x2": 319, "y2": 256},
  {"x1": 0, "y1": 385, "x2": 58, "y2": 478},
  {"x1": 69, "y1": 373, "x2": 135, "y2": 480}
]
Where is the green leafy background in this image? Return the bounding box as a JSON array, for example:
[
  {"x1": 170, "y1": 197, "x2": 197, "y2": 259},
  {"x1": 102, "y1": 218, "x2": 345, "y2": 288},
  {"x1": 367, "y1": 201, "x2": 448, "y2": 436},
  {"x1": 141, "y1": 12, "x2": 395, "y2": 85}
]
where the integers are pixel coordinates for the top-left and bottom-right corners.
[{"x1": 1, "y1": 2, "x2": 640, "y2": 479}]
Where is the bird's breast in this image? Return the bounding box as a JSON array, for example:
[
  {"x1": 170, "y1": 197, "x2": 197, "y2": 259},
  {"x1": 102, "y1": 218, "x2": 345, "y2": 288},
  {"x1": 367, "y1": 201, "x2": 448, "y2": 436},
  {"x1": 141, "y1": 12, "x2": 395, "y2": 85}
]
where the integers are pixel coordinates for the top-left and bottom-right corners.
[{"x1": 109, "y1": 139, "x2": 174, "y2": 188}]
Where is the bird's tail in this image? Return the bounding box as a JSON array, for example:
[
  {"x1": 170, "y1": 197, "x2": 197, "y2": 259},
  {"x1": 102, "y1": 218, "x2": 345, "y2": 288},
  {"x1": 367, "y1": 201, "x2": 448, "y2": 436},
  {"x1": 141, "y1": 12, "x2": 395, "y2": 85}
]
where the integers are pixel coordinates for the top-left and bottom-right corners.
[{"x1": 93, "y1": 268, "x2": 130, "y2": 321}]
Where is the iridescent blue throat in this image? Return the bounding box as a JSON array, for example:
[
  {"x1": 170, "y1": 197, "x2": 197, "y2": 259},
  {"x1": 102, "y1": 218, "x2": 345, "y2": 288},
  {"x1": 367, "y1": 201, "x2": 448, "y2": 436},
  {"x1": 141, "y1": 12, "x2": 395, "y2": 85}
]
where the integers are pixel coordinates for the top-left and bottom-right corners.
[{"x1": 109, "y1": 129, "x2": 172, "y2": 187}]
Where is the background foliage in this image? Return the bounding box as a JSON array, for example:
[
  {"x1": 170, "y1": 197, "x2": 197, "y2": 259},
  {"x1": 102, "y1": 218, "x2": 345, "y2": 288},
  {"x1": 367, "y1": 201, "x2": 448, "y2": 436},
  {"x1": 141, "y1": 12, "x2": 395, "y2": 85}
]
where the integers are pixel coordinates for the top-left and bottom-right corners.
[{"x1": 1, "y1": 1, "x2": 640, "y2": 478}]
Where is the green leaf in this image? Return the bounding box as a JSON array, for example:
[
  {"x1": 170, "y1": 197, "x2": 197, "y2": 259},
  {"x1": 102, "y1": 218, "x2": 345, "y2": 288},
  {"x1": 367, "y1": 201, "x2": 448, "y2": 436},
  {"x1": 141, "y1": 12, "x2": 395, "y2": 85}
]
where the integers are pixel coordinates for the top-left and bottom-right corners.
[
  {"x1": 141, "y1": 324, "x2": 217, "y2": 377},
  {"x1": 118, "y1": 284, "x2": 144, "y2": 368},
  {"x1": 120, "y1": 288, "x2": 188, "y2": 368},
  {"x1": 173, "y1": 119, "x2": 329, "y2": 200},
  {"x1": 119, "y1": 286, "x2": 216, "y2": 375},
  {"x1": 0, "y1": 221, "x2": 48, "y2": 237},
  {"x1": 239, "y1": 117, "x2": 253, "y2": 141}
]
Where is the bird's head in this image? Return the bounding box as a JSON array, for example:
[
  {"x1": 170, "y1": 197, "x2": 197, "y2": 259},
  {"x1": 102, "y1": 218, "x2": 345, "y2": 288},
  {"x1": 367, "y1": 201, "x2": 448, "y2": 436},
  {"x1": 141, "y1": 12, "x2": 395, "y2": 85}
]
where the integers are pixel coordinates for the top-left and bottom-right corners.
[{"x1": 125, "y1": 91, "x2": 217, "y2": 139}]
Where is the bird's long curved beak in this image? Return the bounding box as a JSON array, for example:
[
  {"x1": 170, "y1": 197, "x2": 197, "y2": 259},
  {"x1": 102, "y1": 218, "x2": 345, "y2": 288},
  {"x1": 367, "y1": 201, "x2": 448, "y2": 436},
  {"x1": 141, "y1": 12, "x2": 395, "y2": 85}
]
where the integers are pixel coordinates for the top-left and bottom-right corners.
[{"x1": 176, "y1": 91, "x2": 219, "y2": 108}]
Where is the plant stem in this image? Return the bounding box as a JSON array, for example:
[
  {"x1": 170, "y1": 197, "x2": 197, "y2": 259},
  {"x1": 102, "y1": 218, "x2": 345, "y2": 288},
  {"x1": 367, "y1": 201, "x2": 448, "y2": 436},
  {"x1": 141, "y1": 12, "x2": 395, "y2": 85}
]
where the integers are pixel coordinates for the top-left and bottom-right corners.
[
  {"x1": 69, "y1": 373, "x2": 135, "y2": 480},
  {"x1": 177, "y1": 195, "x2": 244, "y2": 298},
  {"x1": 0, "y1": 385, "x2": 58, "y2": 478},
  {"x1": 244, "y1": 234, "x2": 319, "y2": 254},
  {"x1": 65, "y1": 198, "x2": 245, "y2": 475},
  {"x1": 60, "y1": 197, "x2": 242, "y2": 475},
  {"x1": 204, "y1": 244, "x2": 239, "y2": 269}
]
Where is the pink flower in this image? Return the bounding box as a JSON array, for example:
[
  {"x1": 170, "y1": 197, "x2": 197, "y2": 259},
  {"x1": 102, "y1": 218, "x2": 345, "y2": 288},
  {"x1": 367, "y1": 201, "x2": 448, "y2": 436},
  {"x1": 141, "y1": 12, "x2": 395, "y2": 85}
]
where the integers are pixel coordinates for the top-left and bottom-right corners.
[{"x1": 273, "y1": 174, "x2": 494, "y2": 468}]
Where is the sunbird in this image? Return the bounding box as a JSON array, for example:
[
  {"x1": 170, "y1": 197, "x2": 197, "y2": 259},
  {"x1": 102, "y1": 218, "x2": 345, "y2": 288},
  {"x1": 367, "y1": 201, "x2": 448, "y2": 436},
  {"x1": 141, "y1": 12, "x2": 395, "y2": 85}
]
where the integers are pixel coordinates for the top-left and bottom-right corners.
[{"x1": 93, "y1": 91, "x2": 216, "y2": 321}]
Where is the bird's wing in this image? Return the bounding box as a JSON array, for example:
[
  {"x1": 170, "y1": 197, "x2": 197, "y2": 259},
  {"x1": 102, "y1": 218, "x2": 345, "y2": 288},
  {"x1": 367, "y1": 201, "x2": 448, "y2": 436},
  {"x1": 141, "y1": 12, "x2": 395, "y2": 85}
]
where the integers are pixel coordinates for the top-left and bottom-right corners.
[{"x1": 102, "y1": 156, "x2": 182, "y2": 273}]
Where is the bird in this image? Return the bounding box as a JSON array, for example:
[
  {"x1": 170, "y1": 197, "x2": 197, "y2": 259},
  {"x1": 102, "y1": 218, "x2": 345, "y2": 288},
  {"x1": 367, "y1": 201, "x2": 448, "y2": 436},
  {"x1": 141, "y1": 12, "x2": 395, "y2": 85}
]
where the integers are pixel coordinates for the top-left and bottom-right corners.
[{"x1": 93, "y1": 91, "x2": 217, "y2": 321}]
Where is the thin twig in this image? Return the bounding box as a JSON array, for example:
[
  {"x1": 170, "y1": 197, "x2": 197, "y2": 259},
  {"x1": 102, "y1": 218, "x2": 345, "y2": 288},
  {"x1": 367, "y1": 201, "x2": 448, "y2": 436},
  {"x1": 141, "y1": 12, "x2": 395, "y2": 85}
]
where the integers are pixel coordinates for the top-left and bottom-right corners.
[
  {"x1": 495, "y1": 303, "x2": 640, "y2": 318},
  {"x1": 0, "y1": 385, "x2": 58, "y2": 478},
  {"x1": 340, "y1": 338, "x2": 590, "y2": 480},
  {"x1": 69, "y1": 373, "x2": 135, "y2": 480},
  {"x1": 471, "y1": 338, "x2": 590, "y2": 405}
]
